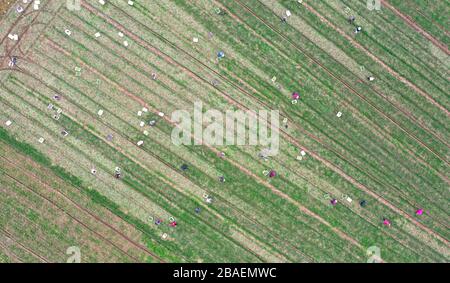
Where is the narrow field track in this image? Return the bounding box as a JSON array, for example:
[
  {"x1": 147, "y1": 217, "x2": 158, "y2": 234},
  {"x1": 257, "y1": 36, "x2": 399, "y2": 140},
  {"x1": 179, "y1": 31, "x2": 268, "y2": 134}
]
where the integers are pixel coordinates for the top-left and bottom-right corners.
[{"x1": 0, "y1": 0, "x2": 448, "y2": 262}]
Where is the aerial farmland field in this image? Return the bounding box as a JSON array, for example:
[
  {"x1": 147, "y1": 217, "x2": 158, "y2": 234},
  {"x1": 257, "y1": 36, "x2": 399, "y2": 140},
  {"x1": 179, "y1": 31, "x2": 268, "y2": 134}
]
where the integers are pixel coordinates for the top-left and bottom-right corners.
[{"x1": 0, "y1": 0, "x2": 448, "y2": 265}]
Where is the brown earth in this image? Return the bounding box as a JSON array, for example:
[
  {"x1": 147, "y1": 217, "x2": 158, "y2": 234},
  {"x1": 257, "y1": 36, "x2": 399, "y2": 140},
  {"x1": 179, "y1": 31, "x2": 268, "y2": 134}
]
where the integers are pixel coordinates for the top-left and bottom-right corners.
[{"x1": 0, "y1": 0, "x2": 14, "y2": 17}]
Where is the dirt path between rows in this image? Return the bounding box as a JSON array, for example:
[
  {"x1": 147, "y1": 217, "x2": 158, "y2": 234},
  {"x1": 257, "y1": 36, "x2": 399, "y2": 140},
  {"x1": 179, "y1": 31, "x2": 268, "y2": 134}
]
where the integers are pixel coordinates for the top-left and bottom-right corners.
[
  {"x1": 1, "y1": 155, "x2": 161, "y2": 262},
  {"x1": 303, "y1": 1, "x2": 450, "y2": 118},
  {"x1": 233, "y1": 0, "x2": 449, "y2": 245},
  {"x1": 10, "y1": 55, "x2": 284, "y2": 262},
  {"x1": 47, "y1": 11, "x2": 364, "y2": 251},
  {"x1": 220, "y1": 1, "x2": 450, "y2": 220},
  {"x1": 382, "y1": 0, "x2": 449, "y2": 56},
  {"x1": 0, "y1": 227, "x2": 49, "y2": 262},
  {"x1": 84, "y1": 0, "x2": 450, "y2": 248}
]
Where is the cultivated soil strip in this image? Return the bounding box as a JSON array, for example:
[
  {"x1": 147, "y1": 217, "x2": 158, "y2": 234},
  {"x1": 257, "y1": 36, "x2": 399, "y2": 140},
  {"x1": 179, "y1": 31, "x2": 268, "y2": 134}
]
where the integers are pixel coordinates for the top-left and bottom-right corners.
[
  {"x1": 302, "y1": 0, "x2": 450, "y2": 118},
  {"x1": 47, "y1": 15, "x2": 363, "y2": 251},
  {"x1": 382, "y1": 0, "x2": 450, "y2": 56}
]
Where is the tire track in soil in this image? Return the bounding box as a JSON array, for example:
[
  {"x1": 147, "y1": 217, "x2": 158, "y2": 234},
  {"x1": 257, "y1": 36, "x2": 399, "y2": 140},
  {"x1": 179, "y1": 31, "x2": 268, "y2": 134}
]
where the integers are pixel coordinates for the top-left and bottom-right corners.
[
  {"x1": 14, "y1": 0, "x2": 446, "y2": 258},
  {"x1": 0, "y1": 159, "x2": 161, "y2": 262},
  {"x1": 0, "y1": 0, "x2": 34, "y2": 46},
  {"x1": 16, "y1": 26, "x2": 440, "y2": 264},
  {"x1": 45, "y1": 18, "x2": 363, "y2": 251},
  {"x1": 83, "y1": 0, "x2": 450, "y2": 247},
  {"x1": 0, "y1": 1, "x2": 57, "y2": 86},
  {"x1": 3, "y1": 66, "x2": 276, "y2": 263},
  {"x1": 0, "y1": 104, "x2": 167, "y2": 262},
  {"x1": 413, "y1": 8, "x2": 450, "y2": 37},
  {"x1": 0, "y1": 148, "x2": 158, "y2": 262},
  {"x1": 1, "y1": 168, "x2": 142, "y2": 262},
  {"x1": 300, "y1": 1, "x2": 450, "y2": 126},
  {"x1": 228, "y1": 0, "x2": 450, "y2": 244},
  {"x1": 0, "y1": 191, "x2": 65, "y2": 262},
  {"x1": 10, "y1": 4, "x2": 442, "y2": 260},
  {"x1": 162, "y1": 0, "x2": 450, "y2": 193},
  {"x1": 0, "y1": 227, "x2": 49, "y2": 263},
  {"x1": 0, "y1": 198, "x2": 93, "y2": 262},
  {"x1": 94, "y1": 1, "x2": 450, "y2": 171},
  {"x1": 287, "y1": 1, "x2": 450, "y2": 144},
  {"x1": 10, "y1": 3, "x2": 65, "y2": 59},
  {"x1": 1, "y1": 78, "x2": 191, "y2": 262},
  {"x1": 19, "y1": 51, "x2": 315, "y2": 263},
  {"x1": 382, "y1": 0, "x2": 450, "y2": 56},
  {"x1": 34, "y1": 41, "x2": 339, "y2": 262},
  {"x1": 37, "y1": 35, "x2": 418, "y2": 261},
  {"x1": 213, "y1": 0, "x2": 450, "y2": 227},
  {"x1": 114, "y1": 0, "x2": 450, "y2": 195},
  {"x1": 0, "y1": 240, "x2": 24, "y2": 263},
  {"x1": 0, "y1": 0, "x2": 51, "y2": 59},
  {"x1": 167, "y1": 2, "x2": 450, "y2": 230},
  {"x1": 0, "y1": 179, "x2": 86, "y2": 261},
  {"x1": 105, "y1": 0, "x2": 450, "y2": 245},
  {"x1": 1, "y1": 0, "x2": 448, "y2": 262}
]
